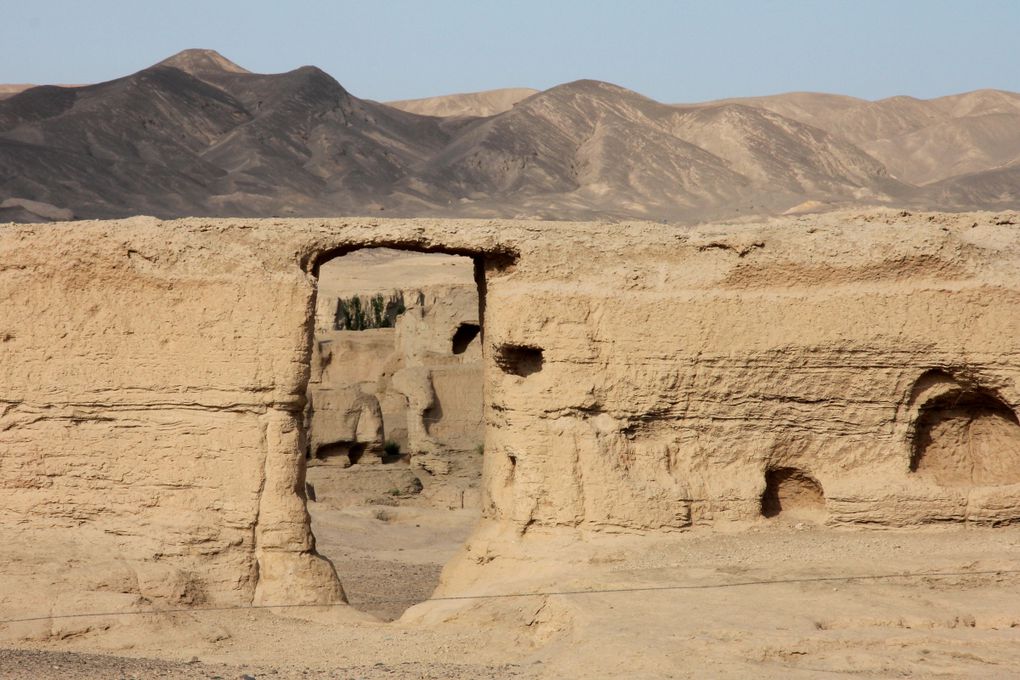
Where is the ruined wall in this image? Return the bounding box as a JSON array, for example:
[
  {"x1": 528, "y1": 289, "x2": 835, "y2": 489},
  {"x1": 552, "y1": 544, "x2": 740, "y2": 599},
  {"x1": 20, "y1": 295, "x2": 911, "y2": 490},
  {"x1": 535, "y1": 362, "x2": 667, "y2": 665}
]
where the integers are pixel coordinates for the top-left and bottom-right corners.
[
  {"x1": 393, "y1": 285, "x2": 484, "y2": 476},
  {"x1": 479, "y1": 212, "x2": 1020, "y2": 530},
  {"x1": 0, "y1": 220, "x2": 344, "y2": 616},
  {"x1": 2, "y1": 211, "x2": 1020, "y2": 616}
]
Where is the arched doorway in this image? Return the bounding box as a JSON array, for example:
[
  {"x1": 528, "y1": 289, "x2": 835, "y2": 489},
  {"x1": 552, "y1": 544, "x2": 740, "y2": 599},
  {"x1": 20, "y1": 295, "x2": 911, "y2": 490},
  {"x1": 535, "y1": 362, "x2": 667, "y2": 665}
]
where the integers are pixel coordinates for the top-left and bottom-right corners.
[{"x1": 302, "y1": 246, "x2": 490, "y2": 620}]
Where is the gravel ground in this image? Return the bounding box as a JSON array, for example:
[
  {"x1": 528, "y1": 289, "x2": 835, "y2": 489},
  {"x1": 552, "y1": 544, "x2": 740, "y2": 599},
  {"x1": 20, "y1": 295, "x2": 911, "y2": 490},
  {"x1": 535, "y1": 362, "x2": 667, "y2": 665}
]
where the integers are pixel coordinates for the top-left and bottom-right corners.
[
  {"x1": 334, "y1": 558, "x2": 444, "y2": 622},
  {"x1": 0, "y1": 649, "x2": 239, "y2": 679},
  {"x1": 0, "y1": 649, "x2": 523, "y2": 680}
]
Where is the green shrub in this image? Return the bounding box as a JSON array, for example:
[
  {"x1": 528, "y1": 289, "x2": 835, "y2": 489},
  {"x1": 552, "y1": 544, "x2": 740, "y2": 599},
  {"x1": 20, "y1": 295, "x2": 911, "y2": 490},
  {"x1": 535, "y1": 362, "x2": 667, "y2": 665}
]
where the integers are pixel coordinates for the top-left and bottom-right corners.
[
  {"x1": 383, "y1": 440, "x2": 401, "y2": 457},
  {"x1": 334, "y1": 292, "x2": 406, "y2": 330}
]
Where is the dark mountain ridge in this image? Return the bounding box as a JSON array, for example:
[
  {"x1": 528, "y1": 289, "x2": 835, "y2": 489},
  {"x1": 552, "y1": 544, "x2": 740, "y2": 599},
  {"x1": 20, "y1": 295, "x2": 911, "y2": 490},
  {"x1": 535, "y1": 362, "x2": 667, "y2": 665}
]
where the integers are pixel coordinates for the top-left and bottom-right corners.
[{"x1": 0, "y1": 49, "x2": 1016, "y2": 222}]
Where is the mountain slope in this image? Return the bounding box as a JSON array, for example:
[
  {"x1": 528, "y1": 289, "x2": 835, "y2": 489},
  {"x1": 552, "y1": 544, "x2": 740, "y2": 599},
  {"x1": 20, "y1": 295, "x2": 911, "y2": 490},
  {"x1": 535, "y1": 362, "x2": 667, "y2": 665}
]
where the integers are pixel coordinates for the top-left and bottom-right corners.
[
  {"x1": 717, "y1": 89, "x2": 1020, "y2": 186},
  {"x1": 925, "y1": 162, "x2": 1020, "y2": 209},
  {"x1": 0, "y1": 50, "x2": 457, "y2": 218},
  {"x1": 0, "y1": 84, "x2": 35, "y2": 101},
  {"x1": 410, "y1": 80, "x2": 902, "y2": 219},
  {"x1": 1, "y1": 50, "x2": 1018, "y2": 222},
  {"x1": 665, "y1": 102, "x2": 901, "y2": 199},
  {"x1": 416, "y1": 81, "x2": 750, "y2": 218}
]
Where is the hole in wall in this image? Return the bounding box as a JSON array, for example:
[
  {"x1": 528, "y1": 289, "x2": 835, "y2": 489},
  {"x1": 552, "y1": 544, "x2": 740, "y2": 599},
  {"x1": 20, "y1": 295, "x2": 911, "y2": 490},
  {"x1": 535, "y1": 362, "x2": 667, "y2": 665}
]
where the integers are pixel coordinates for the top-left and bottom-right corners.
[
  {"x1": 301, "y1": 245, "x2": 502, "y2": 621},
  {"x1": 346, "y1": 443, "x2": 366, "y2": 466},
  {"x1": 451, "y1": 323, "x2": 480, "y2": 355},
  {"x1": 380, "y1": 440, "x2": 408, "y2": 465},
  {"x1": 496, "y1": 344, "x2": 544, "y2": 377},
  {"x1": 761, "y1": 467, "x2": 825, "y2": 520},
  {"x1": 312, "y1": 441, "x2": 366, "y2": 466},
  {"x1": 911, "y1": 388, "x2": 1020, "y2": 487}
]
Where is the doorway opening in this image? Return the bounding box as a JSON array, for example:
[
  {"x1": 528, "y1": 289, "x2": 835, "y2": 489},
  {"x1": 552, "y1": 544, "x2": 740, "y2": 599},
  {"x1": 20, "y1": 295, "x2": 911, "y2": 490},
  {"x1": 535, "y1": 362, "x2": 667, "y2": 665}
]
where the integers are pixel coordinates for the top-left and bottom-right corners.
[{"x1": 303, "y1": 246, "x2": 487, "y2": 620}]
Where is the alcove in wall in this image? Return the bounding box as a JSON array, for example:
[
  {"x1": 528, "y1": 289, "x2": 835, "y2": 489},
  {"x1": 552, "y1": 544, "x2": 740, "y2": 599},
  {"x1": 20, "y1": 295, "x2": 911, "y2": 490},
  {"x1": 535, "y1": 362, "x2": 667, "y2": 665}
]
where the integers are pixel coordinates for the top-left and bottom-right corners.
[{"x1": 909, "y1": 373, "x2": 1020, "y2": 488}]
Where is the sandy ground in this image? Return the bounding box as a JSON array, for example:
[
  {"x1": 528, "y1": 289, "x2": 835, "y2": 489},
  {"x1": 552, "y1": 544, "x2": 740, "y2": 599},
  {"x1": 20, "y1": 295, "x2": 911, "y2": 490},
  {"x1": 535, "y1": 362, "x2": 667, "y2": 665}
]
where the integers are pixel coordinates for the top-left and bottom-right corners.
[{"x1": 3, "y1": 516, "x2": 1020, "y2": 679}]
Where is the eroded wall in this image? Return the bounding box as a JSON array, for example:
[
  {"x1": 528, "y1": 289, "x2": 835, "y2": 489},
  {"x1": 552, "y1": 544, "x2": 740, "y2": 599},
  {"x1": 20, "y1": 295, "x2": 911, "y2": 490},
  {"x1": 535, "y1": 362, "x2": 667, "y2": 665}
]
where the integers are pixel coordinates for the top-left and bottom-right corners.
[{"x1": 2, "y1": 211, "x2": 1020, "y2": 616}]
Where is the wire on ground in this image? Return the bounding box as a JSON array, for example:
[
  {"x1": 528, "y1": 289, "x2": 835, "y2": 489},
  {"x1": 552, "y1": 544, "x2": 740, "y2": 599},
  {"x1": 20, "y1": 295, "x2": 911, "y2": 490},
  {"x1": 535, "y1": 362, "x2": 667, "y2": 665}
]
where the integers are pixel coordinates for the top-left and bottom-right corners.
[{"x1": 2, "y1": 568, "x2": 1017, "y2": 626}]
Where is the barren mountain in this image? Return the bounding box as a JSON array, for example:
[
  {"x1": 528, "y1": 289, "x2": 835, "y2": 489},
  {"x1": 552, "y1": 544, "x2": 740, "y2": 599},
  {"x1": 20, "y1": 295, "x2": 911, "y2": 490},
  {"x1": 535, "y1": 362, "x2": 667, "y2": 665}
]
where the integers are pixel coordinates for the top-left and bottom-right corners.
[
  {"x1": 0, "y1": 50, "x2": 461, "y2": 220},
  {"x1": 388, "y1": 87, "x2": 538, "y2": 117},
  {"x1": 718, "y1": 89, "x2": 1020, "y2": 187},
  {"x1": 411, "y1": 80, "x2": 751, "y2": 219},
  {"x1": 407, "y1": 80, "x2": 901, "y2": 220},
  {"x1": 158, "y1": 48, "x2": 251, "y2": 77},
  {"x1": 925, "y1": 163, "x2": 1020, "y2": 210},
  {"x1": 1, "y1": 49, "x2": 1018, "y2": 222}
]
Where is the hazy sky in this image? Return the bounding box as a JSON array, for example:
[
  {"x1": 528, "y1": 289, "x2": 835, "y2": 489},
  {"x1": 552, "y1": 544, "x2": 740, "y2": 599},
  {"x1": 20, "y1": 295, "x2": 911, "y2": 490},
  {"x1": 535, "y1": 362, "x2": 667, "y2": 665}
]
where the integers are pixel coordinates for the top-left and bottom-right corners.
[{"x1": 3, "y1": 0, "x2": 1019, "y2": 102}]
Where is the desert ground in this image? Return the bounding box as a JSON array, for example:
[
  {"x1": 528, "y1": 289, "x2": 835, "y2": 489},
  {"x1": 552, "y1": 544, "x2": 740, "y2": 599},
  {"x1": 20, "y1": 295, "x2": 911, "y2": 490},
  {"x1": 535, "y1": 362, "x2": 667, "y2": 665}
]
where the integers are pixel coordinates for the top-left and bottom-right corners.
[{"x1": 3, "y1": 519, "x2": 1020, "y2": 678}]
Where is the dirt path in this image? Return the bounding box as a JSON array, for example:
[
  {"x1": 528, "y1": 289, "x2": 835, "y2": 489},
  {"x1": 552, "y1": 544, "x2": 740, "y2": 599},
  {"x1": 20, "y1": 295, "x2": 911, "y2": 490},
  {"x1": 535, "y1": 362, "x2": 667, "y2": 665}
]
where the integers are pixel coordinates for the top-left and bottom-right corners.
[{"x1": 307, "y1": 497, "x2": 480, "y2": 621}]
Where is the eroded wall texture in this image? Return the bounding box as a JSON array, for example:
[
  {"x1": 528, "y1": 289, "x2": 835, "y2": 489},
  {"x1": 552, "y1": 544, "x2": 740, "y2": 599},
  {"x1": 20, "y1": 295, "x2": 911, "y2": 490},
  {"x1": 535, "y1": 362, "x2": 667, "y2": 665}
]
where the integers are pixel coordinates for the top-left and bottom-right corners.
[{"x1": 1, "y1": 211, "x2": 1019, "y2": 616}]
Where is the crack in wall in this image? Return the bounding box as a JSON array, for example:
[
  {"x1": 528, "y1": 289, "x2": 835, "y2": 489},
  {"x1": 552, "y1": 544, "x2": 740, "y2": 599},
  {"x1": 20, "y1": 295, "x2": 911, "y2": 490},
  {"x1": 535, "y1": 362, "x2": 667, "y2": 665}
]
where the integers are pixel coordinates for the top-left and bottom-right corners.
[{"x1": 249, "y1": 411, "x2": 269, "y2": 604}]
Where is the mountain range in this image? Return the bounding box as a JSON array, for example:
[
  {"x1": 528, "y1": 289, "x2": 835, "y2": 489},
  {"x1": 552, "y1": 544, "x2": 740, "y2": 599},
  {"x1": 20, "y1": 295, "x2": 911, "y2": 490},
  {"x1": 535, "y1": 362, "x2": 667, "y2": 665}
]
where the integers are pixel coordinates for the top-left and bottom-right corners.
[{"x1": 2, "y1": 49, "x2": 1018, "y2": 223}]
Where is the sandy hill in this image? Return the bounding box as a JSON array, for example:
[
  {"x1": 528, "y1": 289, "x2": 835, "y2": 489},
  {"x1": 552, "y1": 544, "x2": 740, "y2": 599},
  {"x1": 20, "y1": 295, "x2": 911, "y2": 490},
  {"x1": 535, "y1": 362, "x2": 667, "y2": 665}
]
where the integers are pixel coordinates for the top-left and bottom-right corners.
[
  {"x1": 0, "y1": 83, "x2": 84, "y2": 101},
  {"x1": 1, "y1": 49, "x2": 1018, "y2": 221},
  {"x1": 158, "y1": 48, "x2": 251, "y2": 77},
  {"x1": 387, "y1": 87, "x2": 538, "y2": 117}
]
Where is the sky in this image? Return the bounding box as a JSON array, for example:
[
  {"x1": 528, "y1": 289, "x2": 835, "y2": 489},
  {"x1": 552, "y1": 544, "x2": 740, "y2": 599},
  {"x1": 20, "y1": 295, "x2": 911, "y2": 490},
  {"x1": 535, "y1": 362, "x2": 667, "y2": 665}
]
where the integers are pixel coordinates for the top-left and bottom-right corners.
[{"x1": 2, "y1": 0, "x2": 1019, "y2": 103}]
